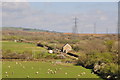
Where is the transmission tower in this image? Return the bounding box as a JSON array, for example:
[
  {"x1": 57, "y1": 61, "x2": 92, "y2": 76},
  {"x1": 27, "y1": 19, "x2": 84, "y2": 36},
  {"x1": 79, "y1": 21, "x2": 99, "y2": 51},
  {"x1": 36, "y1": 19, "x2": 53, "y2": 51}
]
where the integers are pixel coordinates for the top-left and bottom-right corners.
[{"x1": 72, "y1": 17, "x2": 78, "y2": 34}]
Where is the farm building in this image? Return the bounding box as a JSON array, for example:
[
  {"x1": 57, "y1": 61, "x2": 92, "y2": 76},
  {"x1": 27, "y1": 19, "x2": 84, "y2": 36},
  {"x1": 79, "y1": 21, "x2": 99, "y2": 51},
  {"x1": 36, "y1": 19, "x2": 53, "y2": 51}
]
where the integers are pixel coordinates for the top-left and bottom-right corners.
[{"x1": 62, "y1": 43, "x2": 72, "y2": 53}]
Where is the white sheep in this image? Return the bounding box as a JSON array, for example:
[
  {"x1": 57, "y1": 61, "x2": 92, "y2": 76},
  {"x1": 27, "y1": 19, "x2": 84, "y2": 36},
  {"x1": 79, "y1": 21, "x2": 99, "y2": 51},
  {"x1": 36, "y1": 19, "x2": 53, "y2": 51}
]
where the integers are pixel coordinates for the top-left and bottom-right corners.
[
  {"x1": 36, "y1": 72, "x2": 39, "y2": 74},
  {"x1": 91, "y1": 72, "x2": 94, "y2": 74},
  {"x1": 65, "y1": 72, "x2": 67, "y2": 75},
  {"x1": 5, "y1": 72, "x2": 8, "y2": 74},
  {"x1": 16, "y1": 62, "x2": 18, "y2": 64},
  {"x1": 54, "y1": 71, "x2": 56, "y2": 73},
  {"x1": 47, "y1": 72, "x2": 50, "y2": 74},
  {"x1": 107, "y1": 75, "x2": 111, "y2": 79},
  {"x1": 8, "y1": 66, "x2": 10, "y2": 68},
  {"x1": 27, "y1": 76, "x2": 29, "y2": 78},
  {"x1": 83, "y1": 72, "x2": 86, "y2": 74}
]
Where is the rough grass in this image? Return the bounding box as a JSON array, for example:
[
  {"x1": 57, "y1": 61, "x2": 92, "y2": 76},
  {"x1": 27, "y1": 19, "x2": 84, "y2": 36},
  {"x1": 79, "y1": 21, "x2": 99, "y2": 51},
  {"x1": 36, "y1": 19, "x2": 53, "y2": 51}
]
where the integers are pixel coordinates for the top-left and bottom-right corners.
[
  {"x1": 2, "y1": 61, "x2": 102, "y2": 79},
  {"x1": 2, "y1": 41, "x2": 47, "y2": 54}
]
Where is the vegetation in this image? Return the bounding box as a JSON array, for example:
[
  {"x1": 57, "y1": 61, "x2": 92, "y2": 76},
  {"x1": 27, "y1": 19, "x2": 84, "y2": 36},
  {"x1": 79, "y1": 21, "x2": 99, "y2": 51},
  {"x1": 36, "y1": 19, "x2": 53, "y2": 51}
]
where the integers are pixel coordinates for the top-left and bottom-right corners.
[
  {"x1": 1, "y1": 27, "x2": 119, "y2": 79},
  {"x1": 2, "y1": 41, "x2": 57, "y2": 59},
  {"x1": 77, "y1": 52, "x2": 118, "y2": 80},
  {"x1": 2, "y1": 61, "x2": 101, "y2": 78}
]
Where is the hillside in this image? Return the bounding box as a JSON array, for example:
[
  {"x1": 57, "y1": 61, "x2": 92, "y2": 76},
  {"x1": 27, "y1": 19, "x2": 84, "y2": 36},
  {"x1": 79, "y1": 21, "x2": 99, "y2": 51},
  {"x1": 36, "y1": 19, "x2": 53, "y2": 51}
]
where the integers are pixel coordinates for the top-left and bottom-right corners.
[{"x1": 2, "y1": 27, "x2": 58, "y2": 33}]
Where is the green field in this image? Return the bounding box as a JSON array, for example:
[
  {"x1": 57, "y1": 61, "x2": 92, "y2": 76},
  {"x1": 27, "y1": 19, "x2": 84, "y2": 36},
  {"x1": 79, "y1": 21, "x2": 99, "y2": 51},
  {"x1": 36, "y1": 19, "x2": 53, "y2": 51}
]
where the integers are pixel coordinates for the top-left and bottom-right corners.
[
  {"x1": 2, "y1": 41, "x2": 102, "y2": 79},
  {"x1": 2, "y1": 41, "x2": 57, "y2": 58},
  {"x1": 2, "y1": 61, "x2": 101, "y2": 78},
  {"x1": 2, "y1": 41, "x2": 47, "y2": 54}
]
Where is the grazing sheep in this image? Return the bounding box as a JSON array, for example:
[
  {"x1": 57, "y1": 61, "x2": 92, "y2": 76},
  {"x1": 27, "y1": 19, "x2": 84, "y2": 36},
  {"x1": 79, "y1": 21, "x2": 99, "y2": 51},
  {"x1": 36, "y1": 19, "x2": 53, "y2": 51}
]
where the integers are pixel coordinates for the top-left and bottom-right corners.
[
  {"x1": 115, "y1": 76, "x2": 118, "y2": 79},
  {"x1": 65, "y1": 72, "x2": 67, "y2": 75},
  {"x1": 91, "y1": 72, "x2": 94, "y2": 74},
  {"x1": 78, "y1": 75, "x2": 80, "y2": 76},
  {"x1": 50, "y1": 71, "x2": 54, "y2": 74},
  {"x1": 8, "y1": 66, "x2": 10, "y2": 68},
  {"x1": 54, "y1": 71, "x2": 56, "y2": 73},
  {"x1": 36, "y1": 72, "x2": 39, "y2": 74},
  {"x1": 5, "y1": 72, "x2": 7, "y2": 74},
  {"x1": 16, "y1": 62, "x2": 18, "y2": 64},
  {"x1": 27, "y1": 76, "x2": 29, "y2": 78},
  {"x1": 107, "y1": 75, "x2": 111, "y2": 79},
  {"x1": 50, "y1": 70, "x2": 53, "y2": 72},
  {"x1": 83, "y1": 72, "x2": 86, "y2": 74},
  {"x1": 47, "y1": 72, "x2": 50, "y2": 74}
]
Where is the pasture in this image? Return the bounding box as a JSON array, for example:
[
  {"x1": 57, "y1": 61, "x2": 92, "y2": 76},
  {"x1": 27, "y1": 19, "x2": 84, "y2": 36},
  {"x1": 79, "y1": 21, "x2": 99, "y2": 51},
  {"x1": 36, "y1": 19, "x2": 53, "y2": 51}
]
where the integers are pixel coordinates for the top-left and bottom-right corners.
[
  {"x1": 2, "y1": 61, "x2": 102, "y2": 79},
  {"x1": 2, "y1": 41, "x2": 57, "y2": 59},
  {"x1": 2, "y1": 41, "x2": 47, "y2": 54}
]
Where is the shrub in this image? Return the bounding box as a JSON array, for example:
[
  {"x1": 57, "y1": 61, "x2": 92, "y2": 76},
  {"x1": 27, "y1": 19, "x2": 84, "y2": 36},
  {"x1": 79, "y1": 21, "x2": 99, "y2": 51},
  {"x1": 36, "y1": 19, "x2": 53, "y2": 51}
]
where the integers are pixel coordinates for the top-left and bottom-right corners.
[
  {"x1": 99, "y1": 63, "x2": 119, "y2": 80},
  {"x1": 104, "y1": 40, "x2": 114, "y2": 52}
]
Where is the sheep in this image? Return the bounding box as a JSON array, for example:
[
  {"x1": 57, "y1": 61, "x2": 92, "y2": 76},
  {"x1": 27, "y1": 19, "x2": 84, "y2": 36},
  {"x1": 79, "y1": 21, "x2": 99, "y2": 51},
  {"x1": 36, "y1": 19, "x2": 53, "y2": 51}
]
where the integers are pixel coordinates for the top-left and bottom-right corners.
[
  {"x1": 36, "y1": 72, "x2": 39, "y2": 74},
  {"x1": 78, "y1": 75, "x2": 80, "y2": 76},
  {"x1": 8, "y1": 66, "x2": 10, "y2": 68},
  {"x1": 91, "y1": 72, "x2": 94, "y2": 74},
  {"x1": 54, "y1": 71, "x2": 57, "y2": 74},
  {"x1": 115, "y1": 76, "x2": 118, "y2": 79},
  {"x1": 27, "y1": 76, "x2": 29, "y2": 78},
  {"x1": 50, "y1": 70, "x2": 53, "y2": 72},
  {"x1": 107, "y1": 75, "x2": 111, "y2": 79},
  {"x1": 5, "y1": 72, "x2": 8, "y2": 74},
  {"x1": 51, "y1": 71, "x2": 54, "y2": 74},
  {"x1": 16, "y1": 62, "x2": 18, "y2": 64},
  {"x1": 65, "y1": 72, "x2": 67, "y2": 75},
  {"x1": 47, "y1": 72, "x2": 50, "y2": 74},
  {"x1": 83, "y1": 72, "x2": 86, "y2": 74},
  {"x1": 81, "y1": 72, "x2": 86, "y2": 75}
]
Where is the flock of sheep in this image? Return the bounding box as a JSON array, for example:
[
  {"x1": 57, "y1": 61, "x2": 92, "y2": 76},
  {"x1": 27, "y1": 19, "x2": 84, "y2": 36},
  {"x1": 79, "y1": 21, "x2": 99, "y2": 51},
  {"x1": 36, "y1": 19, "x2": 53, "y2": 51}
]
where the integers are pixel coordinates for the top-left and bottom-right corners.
[{"x1": 4, "y1": 61, "x2": 89, "y2": 78}]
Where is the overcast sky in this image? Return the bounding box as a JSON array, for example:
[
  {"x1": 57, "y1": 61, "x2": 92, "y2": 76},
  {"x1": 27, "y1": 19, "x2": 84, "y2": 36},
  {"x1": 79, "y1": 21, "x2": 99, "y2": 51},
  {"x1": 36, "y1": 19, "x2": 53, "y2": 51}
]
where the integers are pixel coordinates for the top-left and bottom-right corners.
[{"x1": 2, "y1": 1, "x2": 118, "y2": 33}]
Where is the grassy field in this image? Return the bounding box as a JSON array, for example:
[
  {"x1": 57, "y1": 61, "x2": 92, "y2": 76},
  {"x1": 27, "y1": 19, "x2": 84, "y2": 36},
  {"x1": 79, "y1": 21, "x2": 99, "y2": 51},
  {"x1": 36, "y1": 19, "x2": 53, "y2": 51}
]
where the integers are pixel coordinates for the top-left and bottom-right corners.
[
  {"x1": 2, "y1": 41, "x2": 102, "y2": 79},
  {"x1": 2, "y1": 41, "x2": 55, "y2": 59},
  {"x1": 2, "y1": 41, "x2": 47, "y2": 54},
  {"x1": 2, "y1": 61, "x2": 102, "y2": 79}
]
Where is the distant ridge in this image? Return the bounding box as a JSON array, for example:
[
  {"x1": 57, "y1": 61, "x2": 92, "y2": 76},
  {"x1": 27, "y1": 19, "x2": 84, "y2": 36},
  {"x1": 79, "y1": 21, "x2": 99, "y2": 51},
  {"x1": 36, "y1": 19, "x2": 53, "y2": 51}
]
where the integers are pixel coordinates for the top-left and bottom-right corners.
[{"x1": 2, "y1": 27, "x2": 59, "y2": 33}]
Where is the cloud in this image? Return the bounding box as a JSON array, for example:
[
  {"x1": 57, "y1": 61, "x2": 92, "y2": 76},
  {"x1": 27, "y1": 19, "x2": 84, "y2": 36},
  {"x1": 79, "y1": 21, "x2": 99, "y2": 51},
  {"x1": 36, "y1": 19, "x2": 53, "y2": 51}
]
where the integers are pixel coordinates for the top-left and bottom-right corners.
[
  {"x1": 2, "y1": 0, "x2": 28, "y2": 2},
  {"x1": 2, "y1": 2, "x2": 117, "y2": 33}
]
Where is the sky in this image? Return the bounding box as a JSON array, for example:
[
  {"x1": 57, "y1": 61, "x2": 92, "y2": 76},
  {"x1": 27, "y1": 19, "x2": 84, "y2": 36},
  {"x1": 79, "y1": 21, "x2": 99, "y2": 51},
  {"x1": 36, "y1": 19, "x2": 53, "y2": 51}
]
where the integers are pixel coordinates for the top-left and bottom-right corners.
[{"x1": 2, "y1": 0, "x2": 118, "y2": 33}]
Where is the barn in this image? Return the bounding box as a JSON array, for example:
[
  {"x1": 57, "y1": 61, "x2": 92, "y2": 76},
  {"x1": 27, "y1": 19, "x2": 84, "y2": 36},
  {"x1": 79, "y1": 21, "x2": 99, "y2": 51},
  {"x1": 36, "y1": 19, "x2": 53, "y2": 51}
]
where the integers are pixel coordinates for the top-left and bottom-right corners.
[{"x1": 62, "y1": 43, "x2": 72, "y2": 53}]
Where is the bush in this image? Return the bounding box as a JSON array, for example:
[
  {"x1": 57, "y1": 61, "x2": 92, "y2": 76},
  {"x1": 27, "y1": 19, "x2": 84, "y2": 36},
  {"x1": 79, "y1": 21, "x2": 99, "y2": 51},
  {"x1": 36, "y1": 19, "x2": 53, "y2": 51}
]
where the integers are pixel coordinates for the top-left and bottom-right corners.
[
  {"x1": 77, "y1": 52, "x2": 119, "y2": 80},
  {"x1": 99, "y1": 63, "x2": 119, "y2": 80},
  {"x1": 104, "y1": 40, "x2": 114, "y2": 52}
]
